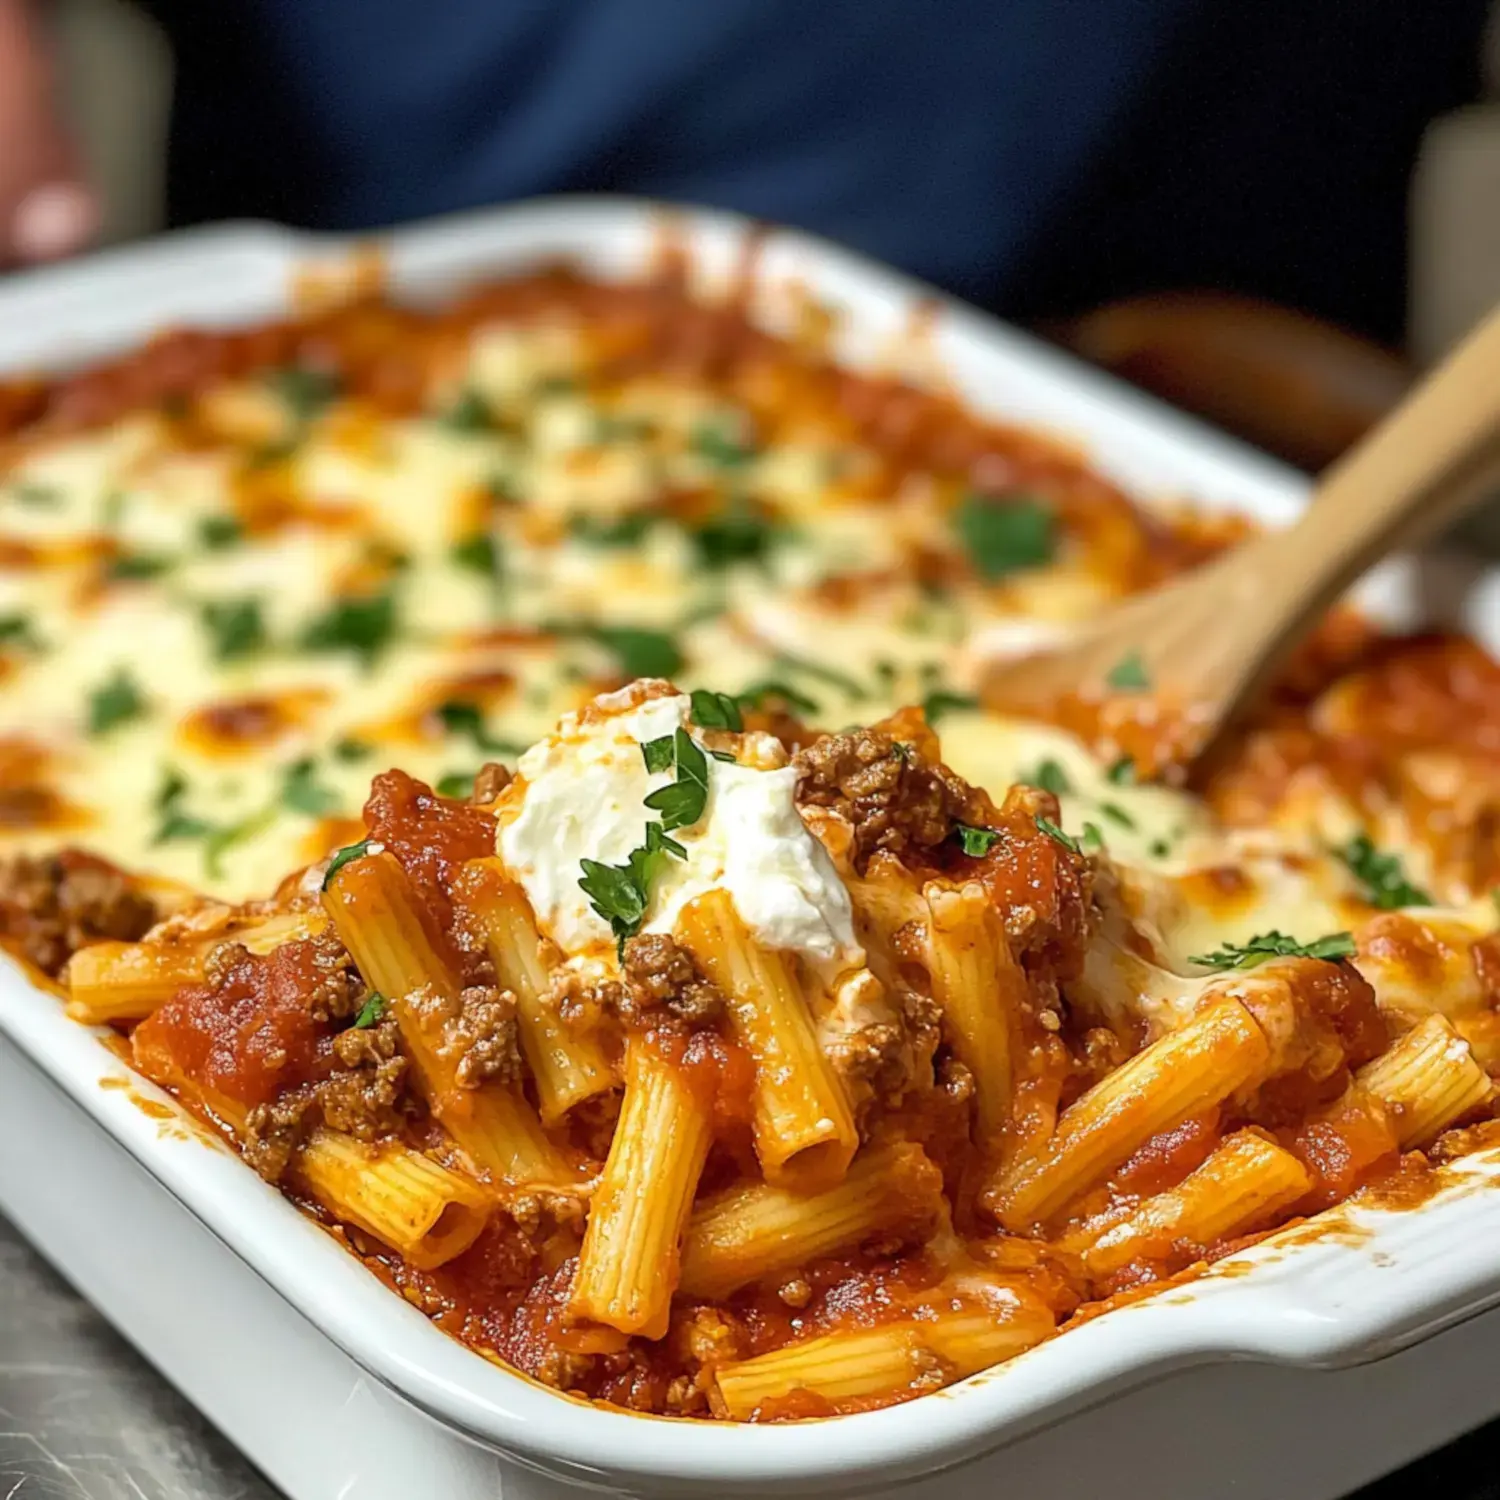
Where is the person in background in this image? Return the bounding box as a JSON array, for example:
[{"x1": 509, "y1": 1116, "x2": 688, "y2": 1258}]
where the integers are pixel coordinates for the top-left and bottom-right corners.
[{"x1": 0, "y1": 0, "x2": 1489, "y2": 347}]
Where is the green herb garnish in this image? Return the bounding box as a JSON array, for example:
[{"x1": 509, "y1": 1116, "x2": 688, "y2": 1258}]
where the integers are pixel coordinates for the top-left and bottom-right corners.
[
  {"x1": 953, "y1": 494, "x2": 1055, "y2": 580},
  {"x1": 323, "y1": 838, "x2": 377, "y2": 889},
  {"x1": 267, "y1": 365, "x2": 342, "y2": 423},
  {"x1": 640, "y1": 734, "x2": 677, "y2": 774},
  {"x1": 1189, "y1": 930, "x2": 1356, "y2": 972},
  {"x1": 569, "y1": 512, "x2": 657, "y2": 548},
  {"x1": 1034, "y1": 815, "x2": 1082, "y2": 855},
  {"x1": 643, "y1": 728, "x2": 711, "y2": 830},
  {"x1": 438, "y1": 387, "x2": 496, "y2": 434},
  {"x1": 587, "y1": 624, "x2": 684, "y2": 679},
  {"x1": 197, "y1": 514, "x2": 243, "y2": 550},
  {"x1": 690, "y1": 689, "x2": 743, "y2": 733},
  {"x1": 1106, "y1": 756, "x2": 1136, "y2": 785},
  {"x1": 200, "y1": 597, "x2": 266, "y2": 662},
  {"x1": 1106, "y1": 652, "x2": 1150, "y2": 691},
  {"x1": 299, "y1": 592, "x2": 398, "y2": 667},
  {"x1": 1081, "y1": 821, "x2": 1107, "y2": 852},
  {"x1": 0, "y1": 613, "x2": 42, "y2": 652},
  {"x1": 281, "y1": 758, "x2": 341, "y2": 817},
  {"x1": 332, "y1": 737, "x2": 372, "y2": 762},
  {"x1": 9, "y1": 480, "x2": 61, "y2": 509},
  {"x1": 450, "y1": 532, "x2": 504, "y2": 586},
  {"x1": 690, "y1": 418, "x2": 757, "y2": 470},
  {"x1": 436, "y1": 771, "x2": 477, "y2": 799},
  {"x1": 435, "y1": 700, "x2": 524, "y2": 756},
  {"x1": 689, "y1": 503, "x2": 780, "y2": 570},
  {"x1": 87, "y1": 668, "x2": 146, "y2": 736},
  {"x1": 955, "y1": 823, "x2": 1000, "y2": 856},
  {"x1": 736, "y1": 680, "x2": 822, "y2": 717},
  {"x1": 1337, "y1": 834, "x2": 1431, "y2": 910},
  {"x1": 922, "y1": 689, "x2": 979, "y2": 725},
  {"x1": 107, "y1": 551, "x2": 175, "y2": 581},
  {"x1": 1022, "y1": 758, "x2": 1071, "y2": 797},
  {"x1": 774, "y1": 650, "x2": 867, "y2": 702},
  {"x1": 1099, "y1": 801, "x2": 1136, "y2": 830},
  {"x1": 353, "y1": 992, "x2": 388, "y2": 1028}
]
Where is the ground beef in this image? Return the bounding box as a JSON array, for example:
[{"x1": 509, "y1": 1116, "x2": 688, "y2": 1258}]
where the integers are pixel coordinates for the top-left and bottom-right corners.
[
  {"x1": 548, "y1": 966, "x2": 624, "y2": 1030},
  {"x1": 793, "y1": 730, "x2": 971, "y2": 870},
  {"x1": 470, "y1": 762, "x2": 512, "y2": 804},
  {"x1": 410, "y1": 981, "x2": 522, "y2": 1088},
  {"x1": 618, "y1": 934, "x2": 724, "y2": 1025},
  {"x1": 0, "y1": 851, "x2": 156, "y2": 975},
  {"x1": 242, "y1": 1016, "x2": 409, "y2": 1182}
]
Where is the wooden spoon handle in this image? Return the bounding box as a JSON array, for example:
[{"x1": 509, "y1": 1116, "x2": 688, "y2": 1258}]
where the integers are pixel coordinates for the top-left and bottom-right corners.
[{"x1": 1239, "y1": 299, "x2": 1500, "y2": 633}]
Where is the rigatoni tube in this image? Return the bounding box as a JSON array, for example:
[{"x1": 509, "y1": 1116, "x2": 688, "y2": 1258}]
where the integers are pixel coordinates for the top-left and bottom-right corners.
[{"x1": 569, "y1": 1037, "x2": 714, "y2": 1338}]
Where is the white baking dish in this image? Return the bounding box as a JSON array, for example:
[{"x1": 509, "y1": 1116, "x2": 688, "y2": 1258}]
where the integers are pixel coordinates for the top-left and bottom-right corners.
[{"x1": 5, "y1": 198, "x2": 1500, "y2": 1500}]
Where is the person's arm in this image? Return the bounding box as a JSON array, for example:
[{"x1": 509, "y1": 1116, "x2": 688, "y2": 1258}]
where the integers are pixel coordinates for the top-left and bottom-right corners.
[{"x1": 0, "y1": 0, "x2": 96, "y2": 265}]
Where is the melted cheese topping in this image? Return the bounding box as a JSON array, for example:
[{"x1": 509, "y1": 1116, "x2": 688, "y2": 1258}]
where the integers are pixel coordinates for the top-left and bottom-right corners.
[{"x1": 0, "y1": 312, "x2": 1145, "y2": 900}]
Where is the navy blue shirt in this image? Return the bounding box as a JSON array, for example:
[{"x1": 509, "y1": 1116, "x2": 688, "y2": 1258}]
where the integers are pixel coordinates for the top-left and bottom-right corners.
[{"x1": 146, "y1": 0, "x2": 1486, "y2": 338}]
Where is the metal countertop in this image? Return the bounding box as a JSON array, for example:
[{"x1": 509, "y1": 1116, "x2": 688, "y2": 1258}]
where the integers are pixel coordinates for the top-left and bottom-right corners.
[{"x1": 0, "y1": 1213, "x2": 279, "y2": 1500}]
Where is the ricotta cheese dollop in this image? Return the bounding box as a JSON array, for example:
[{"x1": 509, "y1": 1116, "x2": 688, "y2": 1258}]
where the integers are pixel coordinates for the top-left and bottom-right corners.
[{"x1": 496, "y1": 687, "x2": 862, "y2": 973}]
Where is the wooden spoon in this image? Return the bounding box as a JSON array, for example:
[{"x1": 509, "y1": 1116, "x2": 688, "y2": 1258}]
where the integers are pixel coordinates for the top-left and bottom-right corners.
[{"x1": 980, "y1": 301, "x2": 1500, "y2": 773}]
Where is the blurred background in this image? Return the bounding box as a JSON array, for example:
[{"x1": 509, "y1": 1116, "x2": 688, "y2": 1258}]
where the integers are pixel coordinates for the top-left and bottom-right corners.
[
  {"x1": 7, "y1": 2, "x2": 1500, "y2": 1498},
  {"x1": 14, "y1": 0, "x2": 1500, "y2": 482}
]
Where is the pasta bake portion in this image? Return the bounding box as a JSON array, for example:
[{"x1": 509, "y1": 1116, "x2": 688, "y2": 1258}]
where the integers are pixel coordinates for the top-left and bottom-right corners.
[{"x1": 43, "y1": 679, "x2": 1500, "y2": 1420}]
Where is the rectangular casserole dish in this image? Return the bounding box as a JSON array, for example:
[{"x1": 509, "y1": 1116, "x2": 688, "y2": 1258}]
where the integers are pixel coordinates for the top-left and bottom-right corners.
[{"x1": 5, "y1": 198, "x2": 1500, "y2": 1500}]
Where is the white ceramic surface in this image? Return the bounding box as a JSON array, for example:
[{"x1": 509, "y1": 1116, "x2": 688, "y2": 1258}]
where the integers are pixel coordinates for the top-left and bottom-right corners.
[{"x1": 4, "y1": 198, "x2": 1500, "y2": 1499}]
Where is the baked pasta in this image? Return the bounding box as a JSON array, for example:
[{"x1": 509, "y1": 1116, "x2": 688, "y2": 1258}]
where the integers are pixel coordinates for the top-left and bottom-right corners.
[{"x1": 5, "y1": 260, "x2": 1500, "y2": 1420}]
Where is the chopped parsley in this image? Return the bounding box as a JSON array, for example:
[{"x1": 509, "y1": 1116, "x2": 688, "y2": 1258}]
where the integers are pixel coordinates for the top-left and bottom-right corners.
[
  {"x1": 690, "y1": 417, "x2": 757, "y2": 470},
  {"x1": 1106, "y1": 755, "x2": 1136, "y2": 785},
  {"x1": 569, "y1": 512, "x2": 657, "y2": 548},
  {"x1": 197, "y1": 514, "x2": 243, "y2": 550},
  {"x1": 323, "y1": 838, "x2": 377, "y2": 889},
  {"x1": 1189, "y1": 930, "x2": 1356, "y2": 972},
  {"x1": 922, "y1": 688, "x2": 979, "y2": 724},
  {"x1": 332, "y1": 736, "x2": 371, "y2": 762},
  {"x1": 955, "y1": 823, "x2": 1000, "y2": 856},
  {"x1": 953, "y1": 494, "x2": 1055, "y2": 580},
  {"x1": 1022, "y1": 758, "x2": 1071, "y2": 797},
  {"x1": 8, "y1": 480, "x2": 61, "y2": 509},
  {"x1": 689, "y1": 502, "x2": 781, "y2": 570},
  {"x1": 1106, "y1": 652, "x2": 1150, "y2": 691},
  {"x1": 436, "y1": 700, "x2": 525, "y2": 757},
  {"x1": 587, "y1": 624, "x2": 684, "y2": 680},
  {"x1": 1034, "y1": 815, "x2": 1082, "y2": 855},
  {"x1": 579, "y1": 823, "x2": 687, "y2": 955},
  {"x1": 281, "y1": 758, "x2": 341, "y2": 817},
  {"x1": 203, "y1": 808, "x2": 277, "y2": 879},
  {"x1": 436, "y1": 771, "x2": 477, "y2": 799},
  {"x1": 1099, "y1": 801, "x2": 1136, "y2": 830},
  {"x1": 150, "y1": 768, "x2": 273, "y2": 874},
  {"x1": 774, "y1": 650, "x2": 867, "y2": 702},
  {"x1": 266, "y1": 365, "x2": 342, "y2": 423},
  {"x1": 352, "y1": 992, "x2": 388, "y2": 1028},
  {"x1": 643, "y1": 728, "x2": 711, "y2": 830},
  {"x1": 641, "y1": 735, "x2": 677, "y2": 773},
  {"x1": 200, "y1": 597, "x2": 267, "y2": 662},
  {"x1": 450, "y1": 531, "x2": 504, "y2": 584},
  {"x1": 1337, "y1": 833, "x2": 1431, "y2": 910},
  {"x1": 0, "y1": 613, "x2": 42, "y2": 652},
  {"x1": 87, "y1": 668, "x2": 146, "y2": 736},
  {"x1": 299, "y1": 592, "x2": 398, "y2": 667},
  {"x1": 1149, "y1": 838, "x2": 1172, "y2": 858},
  {"x1": 438, "y1": 387, "x2": 496, "y2": 434},
  {"x1": 1081, "y1": 821, "x2": 1107, "y2": 852},
  {"x1": 689, "y1": 689, "x2": 743, "y2": 732},
  {"x1": 107, "y1": 551, "x2": 174, "y2": 581},
  {"x1": 152, "y1": 767, "x2": 212, "y2": 844},
  {"x1": 736, "y1": 679, "x2": 821, "y2": 717}
]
